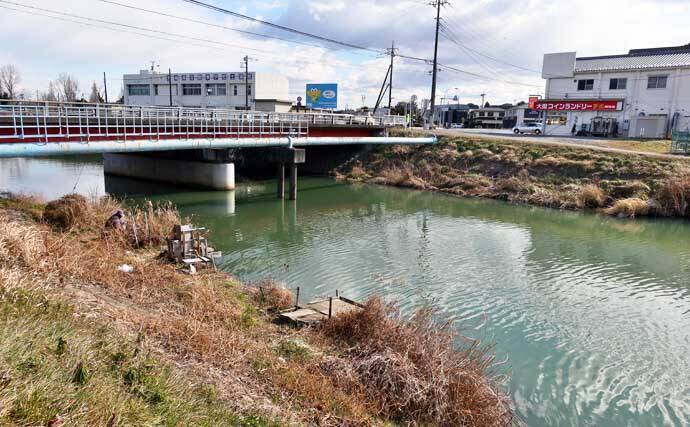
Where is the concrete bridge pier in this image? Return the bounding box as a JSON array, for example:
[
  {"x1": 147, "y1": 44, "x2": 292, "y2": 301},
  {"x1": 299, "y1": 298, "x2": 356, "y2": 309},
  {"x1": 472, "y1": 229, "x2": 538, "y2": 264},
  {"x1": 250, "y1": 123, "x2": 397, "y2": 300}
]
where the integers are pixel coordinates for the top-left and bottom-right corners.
[
  {"x1": 274, "y1": 148, "x2": 305, "y2": 200},
  {"x1": 103, "y1": 151, "x2": 235, "y2": 190}
]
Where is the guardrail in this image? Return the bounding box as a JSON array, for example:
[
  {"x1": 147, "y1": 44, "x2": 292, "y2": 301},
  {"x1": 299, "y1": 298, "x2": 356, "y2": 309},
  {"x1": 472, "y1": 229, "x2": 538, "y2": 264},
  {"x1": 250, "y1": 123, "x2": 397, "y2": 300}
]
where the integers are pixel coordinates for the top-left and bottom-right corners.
[{"x1": 0, "y1": 100, "x2": 405, "y2": 144}]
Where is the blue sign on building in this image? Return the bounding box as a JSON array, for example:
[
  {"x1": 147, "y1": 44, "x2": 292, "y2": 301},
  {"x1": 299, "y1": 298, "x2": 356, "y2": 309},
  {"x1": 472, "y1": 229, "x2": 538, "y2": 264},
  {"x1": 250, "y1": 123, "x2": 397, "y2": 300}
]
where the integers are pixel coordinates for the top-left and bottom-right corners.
[{"x1": 306, "y1": 84, "x2": 338, "y2": 109}]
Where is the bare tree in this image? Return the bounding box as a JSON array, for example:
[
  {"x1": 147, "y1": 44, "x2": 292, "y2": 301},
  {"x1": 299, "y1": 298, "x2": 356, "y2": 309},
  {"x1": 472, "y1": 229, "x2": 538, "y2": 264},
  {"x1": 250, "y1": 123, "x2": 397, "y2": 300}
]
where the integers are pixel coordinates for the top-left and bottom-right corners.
[
  {"x1": 38, "y1": 82, "x2": 58, "y2": 102},
  {"x1": 53, "y1": 73, "x2": 79, "y2": 102},
  {"x1": 88, "y1": 81, "x2": 103, "y2": 103},
  {"x1": 0, "y1": 64, "x2": 21, "y2": 99}
]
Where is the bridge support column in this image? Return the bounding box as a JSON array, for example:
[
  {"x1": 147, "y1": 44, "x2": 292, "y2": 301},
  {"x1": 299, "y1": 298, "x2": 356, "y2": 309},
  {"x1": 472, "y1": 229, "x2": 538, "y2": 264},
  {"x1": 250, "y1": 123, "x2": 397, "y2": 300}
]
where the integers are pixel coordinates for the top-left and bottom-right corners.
[
  {"x1": 289, "y1": 164, "x2": 298, "y2": 201},
  {"x1": 277, "y1": 163, "x2": 285, "y2": 199},
  {"x1": 103, "y1": 153, "x2": 235, "y2": 190}
]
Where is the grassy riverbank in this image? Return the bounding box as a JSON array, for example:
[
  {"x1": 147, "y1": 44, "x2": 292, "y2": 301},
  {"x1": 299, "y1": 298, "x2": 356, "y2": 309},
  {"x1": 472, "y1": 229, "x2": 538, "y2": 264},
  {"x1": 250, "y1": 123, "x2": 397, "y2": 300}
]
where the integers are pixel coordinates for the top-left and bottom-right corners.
[
  {"x1": 337, "y1": 132, "x2": 690, "y2": 219},
  {"x1": 0, "y1": 194, "x2": 512, "y2": 426}
]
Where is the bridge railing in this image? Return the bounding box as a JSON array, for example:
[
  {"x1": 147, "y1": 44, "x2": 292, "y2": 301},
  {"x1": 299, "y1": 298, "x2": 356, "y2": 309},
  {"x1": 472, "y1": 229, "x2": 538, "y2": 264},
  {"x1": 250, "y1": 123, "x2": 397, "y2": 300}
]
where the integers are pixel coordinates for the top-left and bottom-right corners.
[
  {"x1": 0, "y1": 101, "x2": 312, "y2": 143},
  {"x1": 0, "y1": 101, "x2": 406, "y2": 144}
]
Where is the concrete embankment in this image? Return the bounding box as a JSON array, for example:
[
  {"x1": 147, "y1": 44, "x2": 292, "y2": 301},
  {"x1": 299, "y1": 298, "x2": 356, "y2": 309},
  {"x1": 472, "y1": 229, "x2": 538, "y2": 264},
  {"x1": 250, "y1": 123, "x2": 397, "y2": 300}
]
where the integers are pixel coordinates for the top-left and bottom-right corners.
[{"x1": 336, "y1": 133, "x2": 690, "y2": 219}]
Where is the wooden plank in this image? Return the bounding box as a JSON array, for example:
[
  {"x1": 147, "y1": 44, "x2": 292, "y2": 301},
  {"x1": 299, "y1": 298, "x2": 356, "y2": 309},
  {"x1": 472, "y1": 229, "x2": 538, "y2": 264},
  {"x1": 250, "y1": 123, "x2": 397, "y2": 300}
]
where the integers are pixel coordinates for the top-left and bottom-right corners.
[{"x1": 306, "y1": 299, "x2": 362, "y2": 317}]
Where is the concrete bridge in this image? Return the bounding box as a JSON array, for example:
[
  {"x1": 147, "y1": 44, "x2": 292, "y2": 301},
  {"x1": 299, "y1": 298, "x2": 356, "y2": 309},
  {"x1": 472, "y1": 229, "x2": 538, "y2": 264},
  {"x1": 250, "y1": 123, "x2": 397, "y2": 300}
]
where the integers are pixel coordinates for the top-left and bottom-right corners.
[{"x1": 0, "y1": 101, "x2": 435, "y2": 195}]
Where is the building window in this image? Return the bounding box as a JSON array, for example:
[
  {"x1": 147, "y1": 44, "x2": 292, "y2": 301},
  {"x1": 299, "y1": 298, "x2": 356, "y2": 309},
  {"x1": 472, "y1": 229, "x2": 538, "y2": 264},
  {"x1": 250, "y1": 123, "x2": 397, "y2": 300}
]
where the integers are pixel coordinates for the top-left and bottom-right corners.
[
  {"x1": 213, "y1": 74, "x2": 219, "y2": 80},
  {"x1": 247, "y1": 73, "x2": 253, "y2": 80},
  {"x1": 206, "y1": 83, "x2": 227, "y2": 96},
  {"x1": 197, "y1": 74, "x2": 203, "y2": 81},
  {"x1": 230, "y1": 73, "x2": 235, "y2": 80},
  {"x1": 239, "y1": 73, "x2": 245, "y2": 80},
  {"x1": 205, "y1": 74, "x2": 211, "y2": 80},
  {"x1": 546, "y1": 111, "x2": 567, "y2": 125},
  {"x1": 181, "y1": 75, "x2": 187, "y2": 81},
  {"x1": 609, "y1": 78, "x2": 627, "y2": 90},
  {"x1": 247, "y1": 84, "x2": 252, "y2": 96},
  {"x1": 647, "y1": 75, "x2": 668, "y2": 89},
  {"x1": 221, "y1": 74, "x2": 227, "y2": 80},
  {"x1": 577, "y1": 79, "x2": 594, "y2": 91},
  {"x1": 182, "y1": 84, "x2": 202, "y2": 96},
  {"x1": 233, "y1": 85, "x2": 238, "y2": 96},
  {"x1": 127, "y1": 84, "x2": 150, "y2": 96},
  {"x1": 173, "y1": 75, "x2": 179, "y2": 81},
  {"x1": 189, "y1": 74, "x2": 194, "y2": 81}
]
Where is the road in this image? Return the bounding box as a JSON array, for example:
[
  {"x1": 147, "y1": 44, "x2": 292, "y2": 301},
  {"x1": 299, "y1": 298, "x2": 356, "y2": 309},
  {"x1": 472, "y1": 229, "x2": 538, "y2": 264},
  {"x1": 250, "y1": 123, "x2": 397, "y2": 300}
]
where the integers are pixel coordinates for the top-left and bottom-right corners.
[{"x1": 433, "y1": 128, "x2": 686, "y2": 161}]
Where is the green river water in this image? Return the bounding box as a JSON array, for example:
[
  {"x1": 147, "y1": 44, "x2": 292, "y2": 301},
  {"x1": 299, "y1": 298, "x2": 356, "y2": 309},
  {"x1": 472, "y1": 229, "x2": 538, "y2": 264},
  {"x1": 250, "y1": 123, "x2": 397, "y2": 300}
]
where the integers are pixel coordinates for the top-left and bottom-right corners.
[{"x1": 1, "y1": 156, "x2": 689, "y2": 426}]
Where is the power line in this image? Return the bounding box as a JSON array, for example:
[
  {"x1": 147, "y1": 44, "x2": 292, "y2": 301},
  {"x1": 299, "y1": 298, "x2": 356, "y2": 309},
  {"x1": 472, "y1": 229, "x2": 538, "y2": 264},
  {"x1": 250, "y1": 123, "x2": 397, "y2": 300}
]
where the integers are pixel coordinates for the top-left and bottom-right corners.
[
  {"x1": 0, "y1": 2, "x2": 372, "y2": 73},
  {"x1": 0, "y1": 0, "x2": 276, "y2": 54},
  {"x1": 180, "y1": 0, "x2": 382, "y2": 53},
  {"x1": 96, "y1": 0, "x2": 373, "y2": 55}
]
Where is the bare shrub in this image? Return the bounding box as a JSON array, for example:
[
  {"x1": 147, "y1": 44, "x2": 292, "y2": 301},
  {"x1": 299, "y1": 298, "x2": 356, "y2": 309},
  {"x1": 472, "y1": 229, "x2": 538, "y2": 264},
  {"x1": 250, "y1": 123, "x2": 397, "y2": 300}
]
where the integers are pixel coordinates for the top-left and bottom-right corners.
[
  {"x1": 603, "y1": 198, "x2": 650, "y2": 218},
  {"x1": 655, "y1": 177, "x2": 690, "y2": 217},
  {"x1": 577, "y1": 184, "x2": 606, "y2": 209},
  {"x1": 245, "y1": 279, "x2": 294, "y2": 311},
  {"x1": 42, "y1": 194, "x2": 88, "y2": 230},
  {"x1": 321, "y1": 298, "x2": 513, "y2": 426}
]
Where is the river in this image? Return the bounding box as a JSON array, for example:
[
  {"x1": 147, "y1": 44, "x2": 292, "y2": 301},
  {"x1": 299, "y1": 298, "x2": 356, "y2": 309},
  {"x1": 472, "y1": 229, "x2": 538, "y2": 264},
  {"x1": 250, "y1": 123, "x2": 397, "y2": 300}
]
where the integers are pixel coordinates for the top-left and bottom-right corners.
[{"x1": 2, "y1": 156, "x2": 689, "y2": 426}]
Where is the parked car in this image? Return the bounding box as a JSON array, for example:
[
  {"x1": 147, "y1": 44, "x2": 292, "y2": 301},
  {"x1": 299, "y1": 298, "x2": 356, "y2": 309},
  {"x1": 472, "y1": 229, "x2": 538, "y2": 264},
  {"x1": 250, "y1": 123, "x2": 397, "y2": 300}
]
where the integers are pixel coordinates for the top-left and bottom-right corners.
[
  {"x1": 512, "y1": 123, "x2": 542, "y2": 134},
  {"x1": 450, "y1": 123, "x2": 464, "y2": 129}
]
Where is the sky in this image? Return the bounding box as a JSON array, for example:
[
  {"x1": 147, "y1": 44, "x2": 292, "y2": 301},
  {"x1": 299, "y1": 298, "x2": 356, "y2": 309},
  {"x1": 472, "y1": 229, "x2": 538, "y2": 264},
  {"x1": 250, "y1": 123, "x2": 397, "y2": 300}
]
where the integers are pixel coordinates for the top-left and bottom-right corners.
[{"x1": 0, "y1": 0, "x2": 689, "y2": 108}]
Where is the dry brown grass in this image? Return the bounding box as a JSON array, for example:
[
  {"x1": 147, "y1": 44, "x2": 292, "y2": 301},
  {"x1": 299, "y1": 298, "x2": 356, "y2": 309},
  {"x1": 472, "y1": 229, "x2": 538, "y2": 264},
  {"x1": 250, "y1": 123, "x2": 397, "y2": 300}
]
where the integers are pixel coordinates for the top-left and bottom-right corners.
[
  {"x1": 577, "y1": 184, "x2": 607, "y2": 209},
  {"x1": 656, "y1": 177, "x2": 690, "y2": 217},
  {"x1": 603, "y1": 198, "x2": 650, "y2": 218},
  {"x1": 245, "y1": 279, "x2": 294, "y2": 311},
  {"x1": 42, "y1": 194, "x2": 88, "y2": 230},
  {"x1": 320, "y1": 298, "x2": 513, "y2": 426}
]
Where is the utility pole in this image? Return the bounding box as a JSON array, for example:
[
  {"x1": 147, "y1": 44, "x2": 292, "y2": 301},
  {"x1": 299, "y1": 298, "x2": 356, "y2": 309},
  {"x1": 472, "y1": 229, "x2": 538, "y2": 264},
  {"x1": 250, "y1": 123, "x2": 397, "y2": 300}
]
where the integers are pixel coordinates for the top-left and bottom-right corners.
[
  {"x1": 387, "y1": 40, "x2": 397, "y2": 111},
  {"x1": 429, "y1": 0, "x2": 448, "y2": 128},
  {"x1": 103, "y1": 72, "x2": 108, "y2": 104},
  {"x1": 168, "y1": 68, "x2": 173, "y2": 107},
  {"x1": 242, "y1": 56, "x2": 255, "y2": 110}
]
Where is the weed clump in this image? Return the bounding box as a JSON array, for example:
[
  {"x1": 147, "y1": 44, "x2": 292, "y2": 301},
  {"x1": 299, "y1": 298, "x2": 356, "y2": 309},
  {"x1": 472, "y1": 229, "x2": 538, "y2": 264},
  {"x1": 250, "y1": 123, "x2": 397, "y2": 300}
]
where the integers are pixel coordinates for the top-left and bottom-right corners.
[
  {"x1": 245, "y1": 279, "x2": 294, "y2": 311},
  {"x1": 656, "y1": 177, "x2": 690, "y2": 217},
  {"x1": 604, "y1": 198, "x2": 650, "y2": 218},
  {"x1": 43, "y1": 194, "x2": 88, "y2": 230},
  {"x1": 321, "y1": 298, "x2": 512, "y2": 426},
  {"x1": 578, "y1": 184, "x2": 607, "y2": 209}
]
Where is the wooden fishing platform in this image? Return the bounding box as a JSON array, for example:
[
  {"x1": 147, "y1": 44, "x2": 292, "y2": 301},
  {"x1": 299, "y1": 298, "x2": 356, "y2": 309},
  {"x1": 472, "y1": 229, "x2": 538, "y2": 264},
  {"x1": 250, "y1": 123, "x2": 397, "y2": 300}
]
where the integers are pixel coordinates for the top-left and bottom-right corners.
[{"x1": 279, "y1": 296, "x2": 363, "y2": 326}]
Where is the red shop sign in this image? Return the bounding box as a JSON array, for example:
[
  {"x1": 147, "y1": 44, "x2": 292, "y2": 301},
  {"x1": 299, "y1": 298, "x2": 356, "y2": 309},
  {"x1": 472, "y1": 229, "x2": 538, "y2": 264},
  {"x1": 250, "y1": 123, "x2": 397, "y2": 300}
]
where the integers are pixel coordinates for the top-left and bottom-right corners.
[{"x1": 535, "y1": 100, "x2": 622, "y2": 111}]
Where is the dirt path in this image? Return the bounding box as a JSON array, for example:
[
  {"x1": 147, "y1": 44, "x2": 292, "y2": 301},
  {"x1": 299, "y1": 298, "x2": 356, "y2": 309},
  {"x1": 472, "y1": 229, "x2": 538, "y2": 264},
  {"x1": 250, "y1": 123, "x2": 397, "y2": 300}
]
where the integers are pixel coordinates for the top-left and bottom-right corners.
[{"x1": 434, "y1": 129, "x2": 688, "y2": 161}]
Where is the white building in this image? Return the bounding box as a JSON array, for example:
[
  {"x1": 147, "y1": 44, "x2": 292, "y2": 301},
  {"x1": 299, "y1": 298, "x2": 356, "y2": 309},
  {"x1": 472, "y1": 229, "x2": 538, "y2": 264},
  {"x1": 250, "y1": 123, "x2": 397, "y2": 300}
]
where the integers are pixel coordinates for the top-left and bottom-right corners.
[
  {"x1": 123, "y1": 70, "x2": 292, "y2": 112},
  {"x1": 505, "y1": 104, "x2": 542, "y2": 128},
  {"x1": 540, "y1": 44, "x2": 690, "y2": 138}
]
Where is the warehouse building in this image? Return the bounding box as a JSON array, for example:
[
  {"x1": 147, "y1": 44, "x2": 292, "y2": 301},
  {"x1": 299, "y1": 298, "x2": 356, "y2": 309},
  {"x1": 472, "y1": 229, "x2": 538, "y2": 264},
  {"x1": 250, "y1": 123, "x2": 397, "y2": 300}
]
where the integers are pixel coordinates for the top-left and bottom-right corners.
[
  {"x1": 123, "y1": 69, "x2": 292, "y2": 112},
  {"x1": 539, "y1": 43, "x2": 690, "y2": 138}
]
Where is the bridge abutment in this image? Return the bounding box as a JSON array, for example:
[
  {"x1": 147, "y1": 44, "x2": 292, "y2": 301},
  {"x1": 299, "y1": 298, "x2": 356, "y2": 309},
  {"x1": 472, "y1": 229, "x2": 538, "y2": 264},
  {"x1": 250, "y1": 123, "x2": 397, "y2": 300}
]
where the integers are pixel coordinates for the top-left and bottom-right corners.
[{"x1": 103, "y1": 153, "x2": 235, "y2": 190}]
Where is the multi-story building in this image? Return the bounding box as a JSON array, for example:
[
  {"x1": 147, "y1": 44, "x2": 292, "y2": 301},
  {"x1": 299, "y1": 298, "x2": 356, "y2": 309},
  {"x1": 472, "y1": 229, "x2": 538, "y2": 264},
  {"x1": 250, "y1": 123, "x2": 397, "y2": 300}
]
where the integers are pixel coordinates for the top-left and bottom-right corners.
[
  {"x1": 539, "y1": 44, "x2": 690, "y2": 138},
  {"x1": 468, "y1": 107, "x2": 505, "y2": 128},
  {"x1": 123, "y1": 69, "x2": 292, "y2": 112}
]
